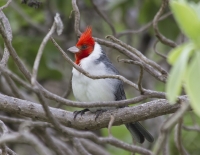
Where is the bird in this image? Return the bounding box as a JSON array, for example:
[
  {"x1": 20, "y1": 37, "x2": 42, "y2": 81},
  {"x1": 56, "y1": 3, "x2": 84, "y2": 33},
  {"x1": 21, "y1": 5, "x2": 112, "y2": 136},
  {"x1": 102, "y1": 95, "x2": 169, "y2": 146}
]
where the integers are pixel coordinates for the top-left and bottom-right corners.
[{"x1": 67, "y1": 27, "x2": 154, "y2": 143}]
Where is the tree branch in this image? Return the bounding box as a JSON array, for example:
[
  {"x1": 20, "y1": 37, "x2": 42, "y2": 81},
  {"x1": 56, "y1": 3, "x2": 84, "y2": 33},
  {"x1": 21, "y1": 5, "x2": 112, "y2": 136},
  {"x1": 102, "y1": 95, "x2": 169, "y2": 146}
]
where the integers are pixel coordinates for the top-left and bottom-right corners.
[{"x1": 0, "y1": 93, "x2": 185, "y2": 130}]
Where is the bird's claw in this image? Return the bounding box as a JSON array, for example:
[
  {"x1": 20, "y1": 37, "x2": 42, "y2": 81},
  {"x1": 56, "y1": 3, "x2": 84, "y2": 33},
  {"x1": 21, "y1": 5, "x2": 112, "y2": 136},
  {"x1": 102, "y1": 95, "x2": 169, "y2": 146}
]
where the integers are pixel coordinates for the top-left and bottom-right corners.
[
  {"x1": 95, "y1": 109, "x2": 107, "y2": 121},
  {"x1": 73, "y1": 109, "x2": 89, "y2": 120},
  {"x1": 73, "y1": 109, "x2": 106, "y2": 121}
]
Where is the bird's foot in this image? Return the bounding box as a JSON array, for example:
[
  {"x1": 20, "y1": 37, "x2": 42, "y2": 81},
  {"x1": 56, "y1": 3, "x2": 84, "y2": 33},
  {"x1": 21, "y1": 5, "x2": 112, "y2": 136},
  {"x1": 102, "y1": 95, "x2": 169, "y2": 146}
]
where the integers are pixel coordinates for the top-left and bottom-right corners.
[
  {"x1": 95, "y1": 109, "x2": 107, "y2": 121},
  {"x1": 73, "y1": 109, "x2": 89, "y2": 120}
]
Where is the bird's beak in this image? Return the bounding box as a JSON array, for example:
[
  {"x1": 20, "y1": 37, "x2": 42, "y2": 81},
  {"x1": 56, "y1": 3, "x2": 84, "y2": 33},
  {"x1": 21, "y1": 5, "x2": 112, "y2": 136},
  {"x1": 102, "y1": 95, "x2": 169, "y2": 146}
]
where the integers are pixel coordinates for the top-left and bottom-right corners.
[{"x1": 67, "y1": 46, "x2": 79, "y2": 53}]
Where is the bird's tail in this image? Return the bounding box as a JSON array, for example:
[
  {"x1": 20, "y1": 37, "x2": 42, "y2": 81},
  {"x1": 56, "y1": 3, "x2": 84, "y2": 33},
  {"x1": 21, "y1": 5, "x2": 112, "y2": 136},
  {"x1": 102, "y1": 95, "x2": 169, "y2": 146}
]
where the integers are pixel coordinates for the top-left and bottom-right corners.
[{"x1": 125, "y1": 122, "x2": 154, "y2": 143}]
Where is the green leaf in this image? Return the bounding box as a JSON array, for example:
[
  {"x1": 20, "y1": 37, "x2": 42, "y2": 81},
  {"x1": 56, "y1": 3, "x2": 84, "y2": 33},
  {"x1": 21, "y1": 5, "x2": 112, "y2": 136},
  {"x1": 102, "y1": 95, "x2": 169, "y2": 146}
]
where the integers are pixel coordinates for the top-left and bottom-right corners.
[
  {"x1": 168, "y1": 43, "x2": 188, "y2": 65},
  {"x1": 170, "y1": 1, "x2": 200, "y2": 44},
  {"x1": 185, "y1": 52, "x2": 200, "y2": 117},
  {"x1": 166, "y1": 44, "x2": 193, "y2": 103}
]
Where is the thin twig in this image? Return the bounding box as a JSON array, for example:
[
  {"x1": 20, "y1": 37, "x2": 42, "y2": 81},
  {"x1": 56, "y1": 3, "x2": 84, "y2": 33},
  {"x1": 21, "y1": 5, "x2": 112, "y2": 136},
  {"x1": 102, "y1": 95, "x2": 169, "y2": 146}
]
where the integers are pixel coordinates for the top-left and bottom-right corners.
[
  {"x1": 108, "y1": 115, "x2": 115, "y2": 137},
  {"x1": 0, "y1": 120, "x2": 9, "y2": 155},
  {"x1": 80, "y1": 139, "x2": 111, "y2": 155},
  {"x1": 51, "y1": 136, "x2": 74, "y2": 155},
  {"x1": 32, "y1": 32, "x2": 55, "y2": 82},
  {"x1": 0, "y1": 15, "x2": 12, "y2": 42},
  {"x1": 35, "y1": 90, "x2": 63, "y2": 133},
  {"x1": 0, "y1": 132, "x2": 53, "y2": 155},
  {"x1": 0, "y1": 120, "x2": 9, "y2": 135},
  {"x1": 106, "y1": 35, "x2": 168, "y2": 76},
  {"x1": 10, "y1": 1, "x2": 46, "y2": 33},
  {"x1": 0, "y1": 38, "x2": 24, "y2": 99},
  {"x1": 56, "y1": 74, "x2": 72, "y2": 108},
  {"x1": 0, "y1": 46, "x2": 9, "y2": 66},
  {"x1": 31, "y1": 13, "x2": 62, "y2": 85},
  {"x1": 189, "y1": 113, "x2": 197, "y2": 125},
  {"x1": 118, "y1": 58, "x2": 145, "y2": 94},
  {"x1": 3, "y1": 74, "x2": 25, "y2": 99},
  {"x1": 0, "y1": 115, "x2": 29, "y2": 124},
  {"x1": 0, "y1": 144, "x2": 7, "y2": 155},
  {"x1": 174, "y1": 119, "x2": 189, "y2": 155},
  {"x1": 153, "y1": 40, "x2": 167, "y2": 59},
  {"x1": 153, "y1": 0, "x2": 177, "y2": 48},
  {"x1": 182, "y1": 125, "x2": 200, "y2": 132},
  {"x1": 0, "y1": 66, "x2": 34, "y2": 91},
  {"x1": 0, "y1": 11, "x2": 13, "y2": 60},
  {"x1": 0, "y1": 115, "x2": 52, "y2": 128},
  {"x1": 38, "y1": 129, "x2": 66, "y2": 155},
  {"x1": 90, "y1": 0, "x2": 116, "y2": 35},
  {"x1": 162, "y1": 135, "x2": 169, "y2": 155},
  {"x1": 62, "y1": 74, "x2": 72, "y2": 98},
  {"x1": 71, "y1": 0, "x2": 81, "y2": 36},
  {"x1": 0, "y1": 0, "x2": 12, "y2": 10},
  {"x1": 73, "y1": 138, "x2": 91, "y2": 155},
  {"x1": 116, "y1": 12, "x2": 172, "y2": 38},
  {"x1": 0, "y1": 17, "x2": 32, "y2": 81},
  {"x1": 5, "y1": 146, "x2": 17, "y2": 155},
  {"x1": 137, "y1": 63, "x2": 144, "y2": 95}
]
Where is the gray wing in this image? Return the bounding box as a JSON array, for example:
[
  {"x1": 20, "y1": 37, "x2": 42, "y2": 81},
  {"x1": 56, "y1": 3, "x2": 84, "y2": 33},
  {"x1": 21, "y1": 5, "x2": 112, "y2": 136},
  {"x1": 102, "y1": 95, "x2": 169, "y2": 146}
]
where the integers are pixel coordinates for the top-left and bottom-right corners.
[
  {"x1": 114, "y1": 81, "x2": 126, "y2": 101},
  {"x1": 95, "y1": 51, "x2": 126, "y2": 102}
]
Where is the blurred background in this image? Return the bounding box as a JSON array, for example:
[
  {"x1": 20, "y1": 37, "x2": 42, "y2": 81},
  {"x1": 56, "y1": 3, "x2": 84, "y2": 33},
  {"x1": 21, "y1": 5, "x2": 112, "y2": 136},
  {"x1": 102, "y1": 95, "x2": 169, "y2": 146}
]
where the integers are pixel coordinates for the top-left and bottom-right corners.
[{"x1": 0, "y1": 0, "x2": 200, "y2": 155}]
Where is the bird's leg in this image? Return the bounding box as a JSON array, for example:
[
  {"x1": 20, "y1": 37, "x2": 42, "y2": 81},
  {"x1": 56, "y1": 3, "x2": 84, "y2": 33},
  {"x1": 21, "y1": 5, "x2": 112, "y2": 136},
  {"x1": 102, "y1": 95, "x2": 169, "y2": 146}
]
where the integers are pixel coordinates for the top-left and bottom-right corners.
[
  {"x1": 73, "y1": 109, "x2": 89, "y2": 120},
  {"x1": 95, "y1": 109, "x2": 107, "y2": 121}
]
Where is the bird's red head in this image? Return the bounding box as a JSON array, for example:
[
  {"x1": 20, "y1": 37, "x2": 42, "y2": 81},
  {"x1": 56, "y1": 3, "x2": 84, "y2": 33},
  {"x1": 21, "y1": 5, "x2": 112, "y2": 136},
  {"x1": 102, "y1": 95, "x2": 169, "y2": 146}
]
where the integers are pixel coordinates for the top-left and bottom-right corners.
[{"x1": 71, "y1": 27, "x2": 95, "y2": 64}]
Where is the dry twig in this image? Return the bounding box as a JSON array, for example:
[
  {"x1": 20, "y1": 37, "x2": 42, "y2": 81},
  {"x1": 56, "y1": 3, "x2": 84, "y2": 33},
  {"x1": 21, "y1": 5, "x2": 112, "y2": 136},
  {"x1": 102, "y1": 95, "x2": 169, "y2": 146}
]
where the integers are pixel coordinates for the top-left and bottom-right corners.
[
  {"x1": 174, "y1": 119, "x2": 189, "y2": 155},
  {"x1": 108, "y1": 115, "x2": 115, "y2": 137},
  {"x1": 153, "y1": 40, "x2": 167, "y2": 59},
  {"x1": 153, "y1": 0, "x2": 177, "y2": 48},
  {"x1": 90, "y1": 0, "x2": 116, "y2": 35},
  {"x1": 118, "y1": 58, "x2": 144, "y2": 94},
  {"x1": 0, "y1": 0, "x2": 12, "y2": 10},
  {"x1": 31, "y1": 13, "x2": 63, "y2": 85},
  {"x1": 116, "y1": 12, "x2": 172, "y2": 38}
]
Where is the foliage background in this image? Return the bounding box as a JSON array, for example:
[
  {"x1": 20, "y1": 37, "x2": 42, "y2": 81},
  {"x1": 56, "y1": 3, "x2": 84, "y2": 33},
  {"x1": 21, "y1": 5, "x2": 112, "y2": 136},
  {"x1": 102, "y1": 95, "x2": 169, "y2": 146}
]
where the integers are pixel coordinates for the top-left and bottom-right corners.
[{"x1": 0, "y1": 0, "x2": 200, "y2": 155}]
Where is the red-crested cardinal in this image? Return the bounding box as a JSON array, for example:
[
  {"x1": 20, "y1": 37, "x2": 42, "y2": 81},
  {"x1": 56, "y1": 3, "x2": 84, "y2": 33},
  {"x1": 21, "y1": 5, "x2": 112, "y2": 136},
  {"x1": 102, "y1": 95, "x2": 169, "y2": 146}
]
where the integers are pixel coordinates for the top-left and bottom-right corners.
[{"x1": 68, "y1": 27, "x2": 154, "y2": 143}]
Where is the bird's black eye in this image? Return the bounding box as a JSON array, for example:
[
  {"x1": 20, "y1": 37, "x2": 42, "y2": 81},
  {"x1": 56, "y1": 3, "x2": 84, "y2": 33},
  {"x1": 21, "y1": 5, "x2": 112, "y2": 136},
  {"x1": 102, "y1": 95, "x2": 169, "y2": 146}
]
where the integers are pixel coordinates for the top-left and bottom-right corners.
[{"x1": 81, "y1": 45, "x2": 87, "y2": 50}]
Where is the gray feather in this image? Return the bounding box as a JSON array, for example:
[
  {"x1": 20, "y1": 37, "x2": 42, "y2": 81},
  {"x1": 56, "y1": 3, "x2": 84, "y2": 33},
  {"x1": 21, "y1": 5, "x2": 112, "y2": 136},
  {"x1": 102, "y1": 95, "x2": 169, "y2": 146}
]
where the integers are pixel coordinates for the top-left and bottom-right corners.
[{"x1": 96, "y1": 49, "x2": 154, "y2": 143}]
